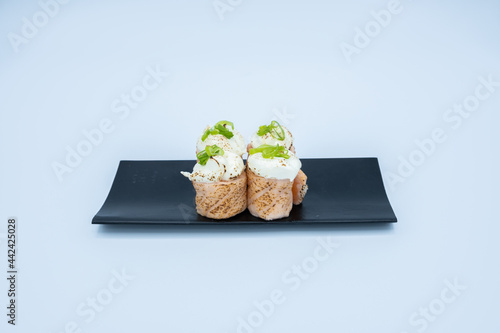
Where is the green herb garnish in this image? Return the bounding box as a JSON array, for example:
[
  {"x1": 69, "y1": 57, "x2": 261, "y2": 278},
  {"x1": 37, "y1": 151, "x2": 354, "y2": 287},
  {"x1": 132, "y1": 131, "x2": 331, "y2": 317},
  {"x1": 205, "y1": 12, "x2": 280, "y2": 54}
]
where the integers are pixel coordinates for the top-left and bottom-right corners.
[
  {"x1": 256, "y1": 120, "x2": 285, "y2": 141},
  {"x1": 249, "y1": 144, "x2": 290, "y2": 159},
  {"x1": 197, "y1": 144, "x2": 225, "y2": 165},
  {"x1": 201, "y1": 120, "x2": 235, "y2": 141},
  {"x1": 215, "y1": 120, "x2": 234, "y2": 129}
]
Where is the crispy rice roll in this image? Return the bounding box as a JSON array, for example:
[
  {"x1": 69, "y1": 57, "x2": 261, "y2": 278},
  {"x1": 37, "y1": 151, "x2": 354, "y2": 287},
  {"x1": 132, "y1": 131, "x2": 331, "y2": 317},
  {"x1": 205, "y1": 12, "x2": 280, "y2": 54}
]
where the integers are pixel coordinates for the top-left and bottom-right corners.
[
  {"x1": 181, "y1": 145, "x2": 247, "y2": 219},
  {"x1": 246, "y1": 144, "x2": 306, "y2": 220}
]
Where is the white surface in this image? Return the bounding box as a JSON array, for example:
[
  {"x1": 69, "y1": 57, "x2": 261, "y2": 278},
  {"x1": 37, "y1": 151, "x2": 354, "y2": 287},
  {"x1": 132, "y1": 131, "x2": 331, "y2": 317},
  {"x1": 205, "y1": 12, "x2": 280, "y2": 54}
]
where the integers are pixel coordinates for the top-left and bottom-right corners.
[{"x1": 1, "y1": 0, "x2": 499, "y2": 332}]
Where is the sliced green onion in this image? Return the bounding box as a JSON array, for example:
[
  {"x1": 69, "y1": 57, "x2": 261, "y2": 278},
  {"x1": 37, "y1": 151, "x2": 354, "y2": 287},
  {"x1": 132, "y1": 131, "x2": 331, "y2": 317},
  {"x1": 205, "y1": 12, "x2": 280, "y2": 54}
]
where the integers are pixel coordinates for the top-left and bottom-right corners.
[
  {"x1": 201, "y1": 121, "x2": 235, "y2": 141},
  {"x1": 206, "y1": 144, "x2": 224, "y2": 156},
  {"x1": 215, "y1": 120, "x2": 234, "y2": 130},
  {"x1": 201, "y1": 128, "x2": 211, "y2": 141},
  {"x1": 197, "y1": 144, "x2": 225, "y2": 165},
  {"x1": 214, "y1": 124, "x2": 234, "y2": 139},
  {"x1": 269, "y1": 120, "x2": 285, "y2": 140},
  {"x1": 249, "y1": 144, "x2": 290, "y2": 159},
  {"x1": 257, "y1": 125, "x2": 270, "y2": 136},
  {"x1": 256, "y1": 120, "x2": 285, "y2": 141}
]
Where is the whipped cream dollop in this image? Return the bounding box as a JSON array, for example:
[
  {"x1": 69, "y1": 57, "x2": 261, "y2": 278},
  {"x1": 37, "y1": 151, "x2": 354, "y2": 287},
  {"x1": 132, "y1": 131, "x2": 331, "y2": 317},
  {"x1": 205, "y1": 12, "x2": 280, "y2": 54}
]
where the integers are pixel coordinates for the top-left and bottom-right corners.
[
  {"x1": 196, "y1": 125, "x2": 246, "y2": 157},
  {"x1": 247, "y1": 151, "x2": 301, "y2": 181},
  {"x1": 181, "y1": 151, "x2": 245, "y2": 183},
  {"x1": 250, "y1": 125, "x2": 293, "y2": 150}
]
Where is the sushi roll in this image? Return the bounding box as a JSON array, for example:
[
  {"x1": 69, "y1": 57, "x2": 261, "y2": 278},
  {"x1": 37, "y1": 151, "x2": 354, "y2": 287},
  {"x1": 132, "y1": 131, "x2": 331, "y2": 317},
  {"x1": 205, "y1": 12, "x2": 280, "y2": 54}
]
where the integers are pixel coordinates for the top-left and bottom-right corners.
[
  {"x1": 248, "y1": 120, "x2": 295, "y2": 153},
  {"x1": 249, "y1": 121, "x2": 308, "y2": 207},
  {"x1": 181, "y1": 145, "x2": 247, "y2": 219},
  {"x1": 196, "y1": 120, "x2": 246, "y2": 157},
  {"x1": 246, "y1": 144, "x2": 307, "y2": 220}
]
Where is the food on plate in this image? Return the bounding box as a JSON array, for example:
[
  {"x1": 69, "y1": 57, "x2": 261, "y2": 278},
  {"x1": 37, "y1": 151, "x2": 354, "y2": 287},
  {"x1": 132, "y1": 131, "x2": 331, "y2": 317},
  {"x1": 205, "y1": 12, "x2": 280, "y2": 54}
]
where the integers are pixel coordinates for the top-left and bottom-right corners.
[
  {"x1": 246, "y1": 144, "x2": 307, "y2": 220},
  {"x1": 247, "y1": 120, "x2": 295, "y2": 153},
  {"x1": 181, "y1": 144, "x2": 247, "y2": 219},
  {"x1": 196, "y1": 120, "x2": 246, "y2": 157},
  {"x1": 183, "y1": 119, "x2": 308, "y2": 221}
]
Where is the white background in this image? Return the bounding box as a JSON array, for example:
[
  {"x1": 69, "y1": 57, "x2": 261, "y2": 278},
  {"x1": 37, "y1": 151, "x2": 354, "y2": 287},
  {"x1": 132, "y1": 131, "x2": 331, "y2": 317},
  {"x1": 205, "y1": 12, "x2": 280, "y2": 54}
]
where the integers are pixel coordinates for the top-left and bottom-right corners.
[{"x1": 1, "y1": 0, "x2": 499, "y2": 332}]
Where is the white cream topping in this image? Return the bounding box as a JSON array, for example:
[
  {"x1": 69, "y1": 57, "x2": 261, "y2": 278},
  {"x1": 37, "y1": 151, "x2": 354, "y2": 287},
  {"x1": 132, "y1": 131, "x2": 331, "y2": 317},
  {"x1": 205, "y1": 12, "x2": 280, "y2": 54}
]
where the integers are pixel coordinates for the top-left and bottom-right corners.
[
  {"x1": 196, "y1": 125, "x2": 246, "y2": 157},
  {"x1": 247, "y1": 151, "x2": 301, "y2": 181},
  {"x1": 181, "y1": 151, "x2": 244, "y2": 183},
  {"x1": 217, "y1": 152, "x2": 245, "y2": 181},
  {"x1": 250, "y1": 125, "x2": 293, "y2": 150}
]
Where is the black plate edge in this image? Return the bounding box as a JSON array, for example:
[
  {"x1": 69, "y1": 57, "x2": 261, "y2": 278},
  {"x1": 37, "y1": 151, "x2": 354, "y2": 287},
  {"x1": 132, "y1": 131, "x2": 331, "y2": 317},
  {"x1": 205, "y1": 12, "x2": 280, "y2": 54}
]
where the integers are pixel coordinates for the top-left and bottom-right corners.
[{"x1": 91, "y1": 157, "x2": 398, "y2": 225}]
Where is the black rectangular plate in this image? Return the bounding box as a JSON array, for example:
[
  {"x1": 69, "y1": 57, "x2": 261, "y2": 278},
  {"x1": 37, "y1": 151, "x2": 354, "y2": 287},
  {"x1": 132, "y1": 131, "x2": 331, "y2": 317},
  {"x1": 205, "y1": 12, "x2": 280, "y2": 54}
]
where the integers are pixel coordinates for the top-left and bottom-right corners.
[{"x1": 92, "y1": 158, "x2": 397, "y2": 225}]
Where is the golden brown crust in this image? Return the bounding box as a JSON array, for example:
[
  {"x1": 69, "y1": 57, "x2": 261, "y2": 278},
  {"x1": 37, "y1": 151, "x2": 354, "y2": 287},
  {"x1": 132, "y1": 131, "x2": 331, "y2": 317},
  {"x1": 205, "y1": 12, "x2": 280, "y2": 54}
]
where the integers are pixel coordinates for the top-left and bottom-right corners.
[
  {"x1": 192, "y1": 172, "x2": 247, "y2": 219},
  {"x1": 247, "y1": 167, "x2": 293, "y2": 220}
]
